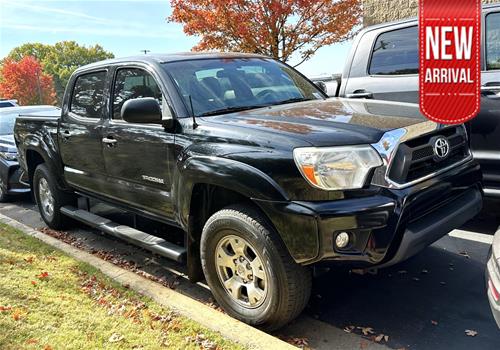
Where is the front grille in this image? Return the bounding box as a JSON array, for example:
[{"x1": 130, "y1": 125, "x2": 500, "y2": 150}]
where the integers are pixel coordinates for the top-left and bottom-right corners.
[{"x1": 388, "y1": 126, "x2": 470, "y2": 184}]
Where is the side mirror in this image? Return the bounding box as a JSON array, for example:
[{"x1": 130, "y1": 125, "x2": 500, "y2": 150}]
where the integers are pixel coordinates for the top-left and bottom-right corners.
[
  {"x1": 121, "y1": 97, "x2": 165, "y2": 124},
  {"x1": 314, "y1": 81, "x2": 327, "y2": 95}
]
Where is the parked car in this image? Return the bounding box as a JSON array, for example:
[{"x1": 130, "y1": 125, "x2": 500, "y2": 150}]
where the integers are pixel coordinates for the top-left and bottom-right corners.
[
  {"x1": 486, "y1": 228, "x2": 500, "y2": 328},
  {"x1": 14, "y1": 53, "x2": 483, "y2": 329},
  {"x1": 0, "y1": 106, "x2": 60, "y2": 202},
  {"x1": 316, "y1": 4, "x2": 500, "y2": 197},
  {"x1": 0, "y1": 99, "x2": 19, "y2": 108}
]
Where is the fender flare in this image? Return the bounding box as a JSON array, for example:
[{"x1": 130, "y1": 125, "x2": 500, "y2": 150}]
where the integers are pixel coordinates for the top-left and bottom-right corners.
[
  {"x1": 174, "y1": 155, "x2": 289, "y2": 228},
  {"x1": 22, "y1": 135, "x2": 67, "y2": 190}
]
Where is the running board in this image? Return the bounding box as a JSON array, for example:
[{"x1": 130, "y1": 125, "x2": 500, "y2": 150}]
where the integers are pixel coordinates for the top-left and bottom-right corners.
[{"x1": 61, "y1": 206, "x2": 186, "y2": 263}]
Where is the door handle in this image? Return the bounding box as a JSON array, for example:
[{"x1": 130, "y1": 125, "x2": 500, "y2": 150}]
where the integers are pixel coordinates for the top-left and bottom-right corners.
[
  {"x1": 481, "y1": 86, "x2": 500, "y2": 99},
  {"x1": 102, "y1": 137, "x2": 117, "y2": 146},
  {"x1": 345, "y1": 90, "x2": 374, "y2": 99}
]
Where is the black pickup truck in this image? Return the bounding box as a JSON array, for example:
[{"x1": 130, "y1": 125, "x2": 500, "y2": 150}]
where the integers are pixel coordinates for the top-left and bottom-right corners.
[{"x1": 14, "y1": 53, "x2": 483, "y2": 329}]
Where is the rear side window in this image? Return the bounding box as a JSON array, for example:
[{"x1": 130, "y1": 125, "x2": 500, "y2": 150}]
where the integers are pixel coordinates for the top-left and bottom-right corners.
[
  {"x1": 486, "y1": 12, "x2": 500, "y2": 70},
  {"x1": 112, "y1": 68, "x2": 163, "y2": 120},
  {"x1": 369, "y1": 26, "x2": 419, "y2": 75},
  {"x1": 70, "y1": 71, "x2": 106, "y2": 119}
]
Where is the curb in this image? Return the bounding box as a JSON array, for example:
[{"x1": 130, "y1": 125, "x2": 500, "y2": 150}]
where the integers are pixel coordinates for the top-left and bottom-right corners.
[{"x1": 0, "y1": 213, "x2": 295, "y2": 350}]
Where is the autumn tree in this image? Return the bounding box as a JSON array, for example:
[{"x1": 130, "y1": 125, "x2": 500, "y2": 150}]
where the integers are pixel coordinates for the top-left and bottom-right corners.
[
  {"x1": 169, "y1": 0, "x2": 362, "y2": 66},
  {"x1": 0, "y1": 56, "x2": 57, "y2": 105},
  {"x1": 7, "y1": 41, "x2": 114, "y2": 100}
]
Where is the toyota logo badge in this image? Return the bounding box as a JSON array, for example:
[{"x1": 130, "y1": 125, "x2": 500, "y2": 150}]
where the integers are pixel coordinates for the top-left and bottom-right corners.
[{"x1": 433, "y1": 137, "x2": 450, "y2": 159}]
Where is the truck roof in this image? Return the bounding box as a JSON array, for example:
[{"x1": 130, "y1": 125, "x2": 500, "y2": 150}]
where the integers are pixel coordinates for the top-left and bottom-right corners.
[
  {"x1": 359, "y1": 2, "x2": 499, "y2": 35},
  {"x1": 76, "y1": 52, "x2": 270, "y2": 72}
]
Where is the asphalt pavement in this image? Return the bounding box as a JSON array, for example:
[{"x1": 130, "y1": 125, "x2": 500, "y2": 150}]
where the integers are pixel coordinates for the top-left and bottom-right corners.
[{"x1": 1, "y1": 196, "x2": 499, "y2": 349}]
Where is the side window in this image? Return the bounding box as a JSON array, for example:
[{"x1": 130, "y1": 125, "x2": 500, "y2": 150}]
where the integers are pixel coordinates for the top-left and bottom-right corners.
[
  {"x1": 486, "y1": 12, "x2": 500, "y2": 70},
  {"x1": 369, "y1": 26, "x2": 419, "y2": 75},
  {"x1": 70, "y1": 71, "x2": 106, "y2": 119},
  {"x1": 112, "y1": 68, "x2": 163, "y2": 120}
]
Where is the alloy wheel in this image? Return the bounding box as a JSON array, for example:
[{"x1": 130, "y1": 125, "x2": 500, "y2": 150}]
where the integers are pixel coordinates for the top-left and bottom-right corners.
[
  {"x1": 38, "y1": 177, "x2": 54, "y2": 219},
  {"x1": 214, "y1": 234, "x2": 268, "y2": 308}
]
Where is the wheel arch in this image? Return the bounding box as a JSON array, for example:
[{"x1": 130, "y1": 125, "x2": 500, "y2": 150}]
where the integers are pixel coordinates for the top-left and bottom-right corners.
[{"x1": 175, "y1": 156, "x2": 290, "y2": 281}]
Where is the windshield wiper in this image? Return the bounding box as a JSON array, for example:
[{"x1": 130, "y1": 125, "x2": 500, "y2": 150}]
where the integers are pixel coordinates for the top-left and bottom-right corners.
[
  {"x1": 273, "y1": 97, "x2": 315, "y2": 106},
  {"x1": 199, "y1": 105, "x2": 267, "y2": 117}
]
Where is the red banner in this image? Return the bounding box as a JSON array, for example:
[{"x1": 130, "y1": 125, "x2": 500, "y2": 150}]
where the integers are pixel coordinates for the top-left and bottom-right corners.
[{"x1": 419, "y1": 0, "x2": 481, "y2": 124}]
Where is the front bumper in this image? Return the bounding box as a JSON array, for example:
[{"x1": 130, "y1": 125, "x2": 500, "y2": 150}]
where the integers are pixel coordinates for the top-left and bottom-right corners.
[
  {"x1": 0, "y1": 159, "x2": 30, "y2": 195},
  {"x1": 486, "y1": 232, "x2": 500, "y2": 328},
  {"x1": 255, "y1": 160, "x2": 483, "y2": 266}
]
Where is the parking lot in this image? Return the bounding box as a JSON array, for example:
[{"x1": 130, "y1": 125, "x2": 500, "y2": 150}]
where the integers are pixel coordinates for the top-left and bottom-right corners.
[{"x1": 1, "y1": 197, "x2": 499, "y2": 350}]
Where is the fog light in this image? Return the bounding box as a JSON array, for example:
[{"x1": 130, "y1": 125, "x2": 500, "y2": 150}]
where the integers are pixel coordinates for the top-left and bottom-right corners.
[{"x1": 335, "y1": 232, "x2": 350, "y2": 249}]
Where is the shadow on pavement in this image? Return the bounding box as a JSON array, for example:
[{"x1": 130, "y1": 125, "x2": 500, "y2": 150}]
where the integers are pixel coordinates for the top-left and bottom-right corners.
[{"x1": 307, "y1": 241, "x2": 499, "y2": 350}]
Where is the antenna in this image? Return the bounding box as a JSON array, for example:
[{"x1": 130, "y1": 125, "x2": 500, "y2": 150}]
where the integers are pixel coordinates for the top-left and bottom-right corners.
[
  {"x1": 140, "y1": 49, "x2": 150, "y2": 55},
  {"x1": 188, "y1": 95, "x2": 198, "y2": 129}
]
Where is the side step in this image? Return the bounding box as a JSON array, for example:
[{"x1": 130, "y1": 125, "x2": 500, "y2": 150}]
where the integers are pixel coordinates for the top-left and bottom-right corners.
[{"x1": 61, "y1": 206, "x2": 186, "y2": 263}]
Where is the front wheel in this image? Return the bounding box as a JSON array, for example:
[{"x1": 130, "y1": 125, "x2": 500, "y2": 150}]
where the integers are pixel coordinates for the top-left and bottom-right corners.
[
  {"x1": 200, "y1": 205, "x2": 311, "y2": 330},
  {"x1": 33, "y1": 164, "x2": 75, "y2": 230}
]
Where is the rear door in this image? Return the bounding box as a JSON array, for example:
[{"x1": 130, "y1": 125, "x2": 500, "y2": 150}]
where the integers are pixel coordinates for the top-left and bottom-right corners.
[
  {"x1": 59, "y1": 70, "x2": 108, "y2": 193},
  {"x1": 343, "y1": 25, "x2": 419, "y2": 103},
  {"x1": 101, "y1": 65, "x2": 177, "y2": 219}
]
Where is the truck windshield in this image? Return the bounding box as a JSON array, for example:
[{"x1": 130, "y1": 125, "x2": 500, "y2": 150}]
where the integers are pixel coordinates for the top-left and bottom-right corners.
[{"x1": 163, "y1": 58, "x2": 324, "y2": 117}]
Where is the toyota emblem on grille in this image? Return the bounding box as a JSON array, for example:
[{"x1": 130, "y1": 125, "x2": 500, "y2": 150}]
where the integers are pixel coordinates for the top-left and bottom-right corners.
[{"x1": 433, "y1": 137, "x2": 450, "y2": 159}]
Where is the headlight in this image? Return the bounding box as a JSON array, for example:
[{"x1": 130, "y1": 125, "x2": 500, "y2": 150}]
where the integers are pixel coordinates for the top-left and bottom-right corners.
[
  {"x1": 0, "y1": 151, "x2": 17, "y2": 161},
  {"x1": 293, "y1": 145, "x2": 383, "y2": 190}
]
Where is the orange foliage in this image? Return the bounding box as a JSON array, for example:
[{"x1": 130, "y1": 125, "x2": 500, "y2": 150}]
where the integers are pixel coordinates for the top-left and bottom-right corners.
[
  {"x1": 169, "y1": 0, "x2": 362, "y2": 65},
  {"x1": 0, "y1": 56, "x2": 57, "y2": 105}
]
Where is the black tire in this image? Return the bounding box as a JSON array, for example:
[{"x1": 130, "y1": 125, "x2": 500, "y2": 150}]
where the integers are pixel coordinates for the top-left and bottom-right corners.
[
  {"x1": 33, "y1": 163, "x2": 75, "y2": 230},
  {"x1": 200, "y1": 204, "x2": 311, "y2": 331},
  {"x1": 0, "y1": 176, "x2": 9, "y2": 203}
]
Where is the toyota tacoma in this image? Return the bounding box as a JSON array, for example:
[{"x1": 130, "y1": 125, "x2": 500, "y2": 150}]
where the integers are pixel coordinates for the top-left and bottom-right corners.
[{"x1": 14, "y1": 53, "x2": 483, "y2": 329}]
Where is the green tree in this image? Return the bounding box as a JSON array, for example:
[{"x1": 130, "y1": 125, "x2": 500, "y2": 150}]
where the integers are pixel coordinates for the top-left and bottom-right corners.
[{"x1": 6, "y1": 41, "x2": 114, "y2": 102}]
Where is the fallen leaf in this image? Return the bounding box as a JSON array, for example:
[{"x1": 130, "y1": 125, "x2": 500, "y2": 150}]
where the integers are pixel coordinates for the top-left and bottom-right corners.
[
  {"x1": 24, "y1": 256, "x2": 35, "y2": 264},
  {"x1": 43, "y1": 345, "x2": 53, "y2": 350},
  {"x1": 108, "y1": 333, "x2": 124, "y2": 343},
  {"x1": 12, "y1": 309, "x2": 22, "y2": 321},
  {"x1": 374, "y1": 334, "x2": 389, "y2": 343},
  {"x1": 431, "y1": 320, "x2": 438, "y2": 325},
  {"x1": 357, "y1": 326, "x2": 375, "y2": 336},
  {"x1": 36, "y1": 271, "x2": 49, "y2": 280},
  {"x1": 31, "y1": 281, "x2": 37, "y2": 286},
  {"x1": 359, "y1": 340, "x2": 368, "y2": 349},
  {"x1": 459, "y1": 251, "x2": 470, "y2": 259},
  {"x1": 0, "y1": 305, "x2": 12, "y2": 312},
  {"x1": 344, "y1": 325, "x2": 355, "y2": 333},
  {"x1": 465, "y1": 329, "x2": 477, "y2": 337},
  {"x1": 26, "y1": 338, "x2": 38, "y2": 344}
]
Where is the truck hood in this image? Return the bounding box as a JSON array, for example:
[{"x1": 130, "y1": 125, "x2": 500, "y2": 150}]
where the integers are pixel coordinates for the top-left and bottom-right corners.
[{"x1": 201, "y1": 98, "x2": 427, "y2": 147}]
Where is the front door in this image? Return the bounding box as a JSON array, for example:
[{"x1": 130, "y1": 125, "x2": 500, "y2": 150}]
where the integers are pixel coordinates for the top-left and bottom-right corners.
[
  {"x1": 101, "y1": 66, "x2": 177, "y2": 219},
  {"x1": 59, "y1": 70, "x2": 107, "y2": 193},
  {"x1": 471, "y1": 10, "x2": 500, "y2": 193}
]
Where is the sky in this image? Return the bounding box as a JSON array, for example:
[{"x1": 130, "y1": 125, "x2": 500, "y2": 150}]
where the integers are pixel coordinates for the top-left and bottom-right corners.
[{"x1": 0, "y1": 0, "x2": 352, "y2": 77}]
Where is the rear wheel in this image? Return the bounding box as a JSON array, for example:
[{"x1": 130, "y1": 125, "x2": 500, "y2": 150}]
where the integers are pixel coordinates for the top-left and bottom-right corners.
[
  {"x1": 33, "y1": 164, "x2": 74, "y2": 230},
  {"x1": 0, "y1": 177, "x2": 9, "y2": 203},
  {"x1": 200, "y1": 205, "x2": 311, "y2": 330}
]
